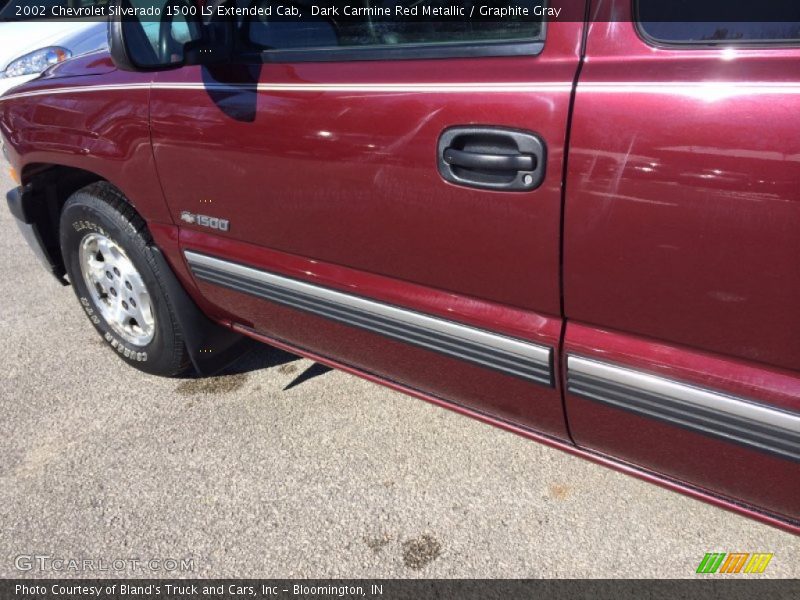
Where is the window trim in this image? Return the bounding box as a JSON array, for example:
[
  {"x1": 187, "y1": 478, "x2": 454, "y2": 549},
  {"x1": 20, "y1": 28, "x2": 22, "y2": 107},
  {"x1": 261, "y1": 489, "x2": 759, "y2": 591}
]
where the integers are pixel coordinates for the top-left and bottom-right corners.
[
  {"x1": 247, "y1": 39, "x2": 545, "y2": 63},
  {"x1": 236, "y1": 7, "x2": 548, "y2": 63},
  {"x1": 633, "y1": 0, "x2": 800, "y2": 49}
]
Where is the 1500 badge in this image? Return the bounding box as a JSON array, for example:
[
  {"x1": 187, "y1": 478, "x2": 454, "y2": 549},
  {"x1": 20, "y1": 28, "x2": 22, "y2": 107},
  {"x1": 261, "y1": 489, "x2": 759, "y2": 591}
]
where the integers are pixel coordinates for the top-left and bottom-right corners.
[{"x1": 180, "y1": 211, "x2": 230, "y2": 232}]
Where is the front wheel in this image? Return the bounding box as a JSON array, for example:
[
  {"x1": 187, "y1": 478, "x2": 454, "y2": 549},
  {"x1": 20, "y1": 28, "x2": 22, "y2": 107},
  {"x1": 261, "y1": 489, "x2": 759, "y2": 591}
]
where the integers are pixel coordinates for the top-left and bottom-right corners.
[{"x1": 60, "y1": 183, "x2": 191, "y2": 376}]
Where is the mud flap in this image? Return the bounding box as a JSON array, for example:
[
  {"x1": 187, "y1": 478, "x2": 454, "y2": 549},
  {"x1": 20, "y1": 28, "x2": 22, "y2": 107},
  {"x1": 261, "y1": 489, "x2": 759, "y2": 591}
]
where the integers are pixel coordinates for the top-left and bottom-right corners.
[
  {"x1": 7, "y1": 185, "x2": 68, "y2": 285},
  {"x1": 149, "y1": 246, "x2": 253, "y2": 375}
]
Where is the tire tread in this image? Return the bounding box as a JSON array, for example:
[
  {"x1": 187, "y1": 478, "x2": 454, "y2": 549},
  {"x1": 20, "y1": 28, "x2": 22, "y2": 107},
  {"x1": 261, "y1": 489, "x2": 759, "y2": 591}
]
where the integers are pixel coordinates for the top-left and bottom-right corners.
[{"x1": 62, "y1": 182, "x2": 191, "y2": 376}]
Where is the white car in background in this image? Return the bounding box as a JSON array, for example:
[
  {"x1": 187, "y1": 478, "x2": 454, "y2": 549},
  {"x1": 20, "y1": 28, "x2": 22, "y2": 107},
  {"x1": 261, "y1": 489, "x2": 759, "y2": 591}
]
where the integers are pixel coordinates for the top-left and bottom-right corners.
[{"x1": 0, "y1": 20, "x2": 108, "y2": 96}]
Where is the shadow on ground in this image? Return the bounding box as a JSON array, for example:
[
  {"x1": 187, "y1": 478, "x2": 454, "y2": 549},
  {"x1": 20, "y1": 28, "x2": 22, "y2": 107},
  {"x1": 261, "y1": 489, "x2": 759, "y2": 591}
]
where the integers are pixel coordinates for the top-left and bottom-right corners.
[{"x1": 176, "y1": 343, "x2": 333, "y2": 394}]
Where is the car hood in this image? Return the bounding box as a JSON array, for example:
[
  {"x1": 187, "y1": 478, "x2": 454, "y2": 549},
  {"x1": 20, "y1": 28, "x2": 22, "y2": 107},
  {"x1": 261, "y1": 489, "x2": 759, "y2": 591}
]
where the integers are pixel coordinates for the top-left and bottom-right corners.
[{"x1": 0, "y1": 21, "x2": 101, "y2": 72}]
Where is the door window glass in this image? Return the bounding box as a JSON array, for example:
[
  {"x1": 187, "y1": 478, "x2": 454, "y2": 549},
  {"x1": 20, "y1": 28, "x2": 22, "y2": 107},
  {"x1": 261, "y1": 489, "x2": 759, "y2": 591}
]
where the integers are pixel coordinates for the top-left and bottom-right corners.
[
  {"x1": 241, "y1": 0, "x2": 544, "y2": 51},
  {"x1": 637, "y1": 0, "x2": 800, "y2": 43}
]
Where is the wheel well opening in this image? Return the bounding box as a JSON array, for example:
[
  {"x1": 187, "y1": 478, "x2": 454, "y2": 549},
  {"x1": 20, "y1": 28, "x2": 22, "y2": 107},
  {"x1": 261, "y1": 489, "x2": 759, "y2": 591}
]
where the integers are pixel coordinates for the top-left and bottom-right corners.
[{"x1": 20, "y1": 164, "x2": 108, "y2": 280}]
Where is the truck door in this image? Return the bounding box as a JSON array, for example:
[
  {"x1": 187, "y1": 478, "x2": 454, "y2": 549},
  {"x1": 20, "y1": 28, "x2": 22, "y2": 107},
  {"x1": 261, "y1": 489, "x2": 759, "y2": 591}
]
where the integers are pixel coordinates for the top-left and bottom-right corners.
[
  {"x1": 564, "y1": 0, "x2": 800, "y2": 524},
  {"x1": 150, "y1": 1, "x2": 585, "y2": 438}
]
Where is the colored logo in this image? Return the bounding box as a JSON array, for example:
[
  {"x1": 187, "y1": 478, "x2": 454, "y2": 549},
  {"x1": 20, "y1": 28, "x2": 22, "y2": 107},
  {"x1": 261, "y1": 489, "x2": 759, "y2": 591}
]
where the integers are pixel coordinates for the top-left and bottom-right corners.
[{"x1": 696, "y1": 553, "x2": 773, "y2": 574}]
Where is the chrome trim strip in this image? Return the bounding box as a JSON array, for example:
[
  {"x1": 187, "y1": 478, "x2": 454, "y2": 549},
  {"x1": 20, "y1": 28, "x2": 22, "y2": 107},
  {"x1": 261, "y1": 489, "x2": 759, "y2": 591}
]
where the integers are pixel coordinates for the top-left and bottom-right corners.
[
  {"x1": 185, "y1": 251, "x2": 553, "y2": 385},
  {"x1": 6, "y1": 81, "x2": 800, "y2": 104},
  {"x1": 0, "y1": 82, "x2": 572, "y2": 103},
  {"x1": 155, "y1": 82, "x2": 572, "y2": 93},
  {"x1": 0, "y1": 83, "x2": 152, "y2": 102},
  {"x1": 567, "y1": 356, "x2": 800, "y2": 462},
  {"x1": 581, "y1": 82, "x2": 800, "y2": 97}
]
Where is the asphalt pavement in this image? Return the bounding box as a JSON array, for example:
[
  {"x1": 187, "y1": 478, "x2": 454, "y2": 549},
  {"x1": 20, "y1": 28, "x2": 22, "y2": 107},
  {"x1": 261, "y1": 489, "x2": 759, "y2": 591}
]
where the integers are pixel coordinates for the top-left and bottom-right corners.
[{"x1": 0, "y1": 161, "x2": 797, "y2": 578}]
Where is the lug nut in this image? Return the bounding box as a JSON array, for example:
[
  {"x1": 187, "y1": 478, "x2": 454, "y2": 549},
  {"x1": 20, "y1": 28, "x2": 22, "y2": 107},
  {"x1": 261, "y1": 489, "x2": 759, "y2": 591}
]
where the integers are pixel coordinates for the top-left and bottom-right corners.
[
  {"x1": 113, "y1": 267, "x2": 120, "y2": 276},
  {"x1": 106, "y1": 271, "x2": 113, "y2": 279},
  {"x1": 125, "y1": 281, "x2": 132, "y2": 290},
  {"x1": 130, "y1": 298, "x2": 137, "y2": 308},
  {"x1": 110, "y1": 288, "x2": 117, "y2": 297}
]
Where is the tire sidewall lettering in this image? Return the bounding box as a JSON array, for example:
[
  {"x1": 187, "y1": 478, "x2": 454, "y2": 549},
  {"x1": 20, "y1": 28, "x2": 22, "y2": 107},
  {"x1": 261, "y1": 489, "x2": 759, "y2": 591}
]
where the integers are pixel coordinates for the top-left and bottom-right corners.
[
  {"x1": 72, "y1": 220, "x2": 108, "y2": 236},
  {"x1": 62, "y1": 189, "x2": 180, "y2": 375},
  {"x1": 102, "y1": 331, "x2": 148, "y2": 363},
  {"x1": 79, "y1": 296, "x2": 101, "y2": 325}
]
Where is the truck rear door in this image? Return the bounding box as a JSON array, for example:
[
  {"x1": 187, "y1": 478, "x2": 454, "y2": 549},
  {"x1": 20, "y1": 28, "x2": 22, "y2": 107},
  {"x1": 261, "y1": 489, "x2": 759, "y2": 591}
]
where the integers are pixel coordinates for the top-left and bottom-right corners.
[{"x1": 564, "y1": 0, "x2": 800, "y2": 524}]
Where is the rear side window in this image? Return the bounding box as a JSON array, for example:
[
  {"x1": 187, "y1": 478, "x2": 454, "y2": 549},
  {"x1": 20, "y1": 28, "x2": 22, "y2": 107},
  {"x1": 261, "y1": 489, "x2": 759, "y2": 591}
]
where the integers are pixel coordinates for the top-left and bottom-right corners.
[
  {"x1": 637, "y1": 0, "x2": 800, "y2": 44},
  {"x1": 241, "y1": 0, "x2": 544, "y2": 59}
]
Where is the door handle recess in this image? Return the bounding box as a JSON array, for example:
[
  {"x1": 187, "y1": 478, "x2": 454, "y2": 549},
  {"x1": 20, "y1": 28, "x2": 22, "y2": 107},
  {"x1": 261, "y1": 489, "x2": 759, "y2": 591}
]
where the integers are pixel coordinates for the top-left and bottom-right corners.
[
  {"x1": 438, "y1": 126, "x2": 546, "y2": 191},
  {"x1": 443, "y1": 148, "x2": 536, "y2": 172}
]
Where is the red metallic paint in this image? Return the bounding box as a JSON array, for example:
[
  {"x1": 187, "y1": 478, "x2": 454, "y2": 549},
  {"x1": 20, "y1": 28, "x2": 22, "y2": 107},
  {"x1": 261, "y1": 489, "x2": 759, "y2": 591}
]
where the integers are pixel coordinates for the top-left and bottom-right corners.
[
  {"x1": 149, "y1": 15, "x2": 584, "y2": 440},
  {"x1": 1, "y1": 0, "x2": 798, "y2": 533},
  {"x1": 147, "y1": 222, "x2": 232, "y2": 319},
  {"x1": 180, "y1": 229, "x2": 561, "y2": 344},
  {"x1": 565, "y1": 1, "x2": 800, "y2": 370},
  {"x1": 563, "y1": 322, "x2": 800, "y2": 522},
  {"x1": 238, "y1": 324, "x2": 800, "y2": 536},
  {"x1": 182, "y1": 229, "x2": 568, "y2": 438},
  {"x1": 563, "y1": 0, "x2": 800, "y2": 528},
  {"x1": 150, "y1": 18, "x2": 584, "y2": 313},
  {"x1": 0, "y1": 68, "x2": 173, "y2": 225}
]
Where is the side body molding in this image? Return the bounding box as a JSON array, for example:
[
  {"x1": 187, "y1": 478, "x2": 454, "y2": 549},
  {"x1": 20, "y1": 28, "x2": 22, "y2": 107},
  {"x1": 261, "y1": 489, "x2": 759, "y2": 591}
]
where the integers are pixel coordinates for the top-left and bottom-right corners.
[
  {"x1": 184, "y1": 251, "x2": 554, "y2": 386},
  {"x1": 568, "y1": 356, "x2": 800, "y2": 462}
]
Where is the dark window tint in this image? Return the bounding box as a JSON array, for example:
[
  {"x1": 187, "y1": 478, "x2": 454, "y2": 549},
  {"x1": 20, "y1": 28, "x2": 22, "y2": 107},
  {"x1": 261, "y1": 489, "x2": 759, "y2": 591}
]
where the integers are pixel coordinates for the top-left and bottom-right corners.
[
  {"x1": 243, "y1": 1, "x2": 543, "y2": 51},
  {"x1": 637, "y1": 0, "x2": 800, "y2": 43}
]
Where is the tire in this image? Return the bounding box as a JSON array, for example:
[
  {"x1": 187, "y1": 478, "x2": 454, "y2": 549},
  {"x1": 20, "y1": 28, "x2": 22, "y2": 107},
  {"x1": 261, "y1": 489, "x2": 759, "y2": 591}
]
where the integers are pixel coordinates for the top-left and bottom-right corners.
[{"x1": 60, "y1": 182, "x2": 191, "y2": 376}]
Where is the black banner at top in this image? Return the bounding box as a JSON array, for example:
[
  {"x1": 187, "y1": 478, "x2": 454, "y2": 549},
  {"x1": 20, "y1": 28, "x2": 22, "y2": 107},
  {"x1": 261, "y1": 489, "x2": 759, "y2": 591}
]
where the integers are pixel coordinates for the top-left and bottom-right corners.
[{"x1": 1, "y1": 0, "x2": 800, "y2": 24}]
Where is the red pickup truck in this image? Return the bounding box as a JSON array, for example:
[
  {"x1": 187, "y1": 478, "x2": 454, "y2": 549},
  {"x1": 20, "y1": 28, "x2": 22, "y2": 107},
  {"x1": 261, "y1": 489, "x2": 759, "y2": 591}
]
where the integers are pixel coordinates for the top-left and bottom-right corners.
[{"x1": 2, "y1": 0, "x2": 798, "y2": 534}]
